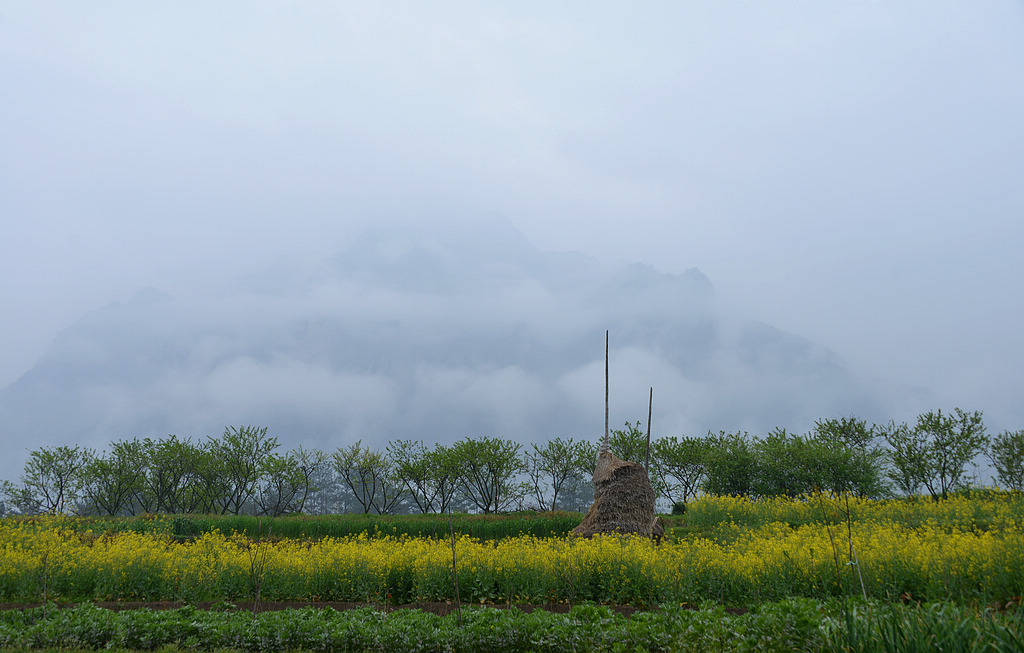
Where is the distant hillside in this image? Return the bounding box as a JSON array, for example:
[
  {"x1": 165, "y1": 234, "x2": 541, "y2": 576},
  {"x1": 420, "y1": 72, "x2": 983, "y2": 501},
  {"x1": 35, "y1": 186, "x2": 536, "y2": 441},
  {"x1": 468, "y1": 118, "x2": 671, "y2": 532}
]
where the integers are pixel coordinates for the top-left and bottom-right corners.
[{"x1": 0, "y1": 217, "x2": 884, "y2": 482}]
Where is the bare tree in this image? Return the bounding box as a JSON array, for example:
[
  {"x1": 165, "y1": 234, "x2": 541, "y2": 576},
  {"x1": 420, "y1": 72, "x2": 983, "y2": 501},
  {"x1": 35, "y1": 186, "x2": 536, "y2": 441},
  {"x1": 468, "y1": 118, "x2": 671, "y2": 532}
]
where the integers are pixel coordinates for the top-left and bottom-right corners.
[
  {"x1": 211, "y1": 426, "x2": 280, "y2": 515},
  {"x1": 885, "y1": 409, "x2": 988, "y2": 500},
  {"x1": 990, "y1": 430, "x2": 1024, "y2": 491},
  {"x1": 524, "y1": 437, "x2": 590, "y2": 511},
  {"x1": 6, "y1": 445, "x2": 88, "y2": 514},
  {"x1": 79, "y1": 439, "x2": 145, "y2": 516},
  {"x1": 448, "y1": 436, "x2": 525, "y2": 514},
  {"x1": 653, "y1": 435, "x2": 710, "y2": 511},
  {"x1": 333, "y1": 441, "x2": 406, "y2": 514},
  {"x1": 389, "y1": 440, "x2": 460, "y2": 513}
]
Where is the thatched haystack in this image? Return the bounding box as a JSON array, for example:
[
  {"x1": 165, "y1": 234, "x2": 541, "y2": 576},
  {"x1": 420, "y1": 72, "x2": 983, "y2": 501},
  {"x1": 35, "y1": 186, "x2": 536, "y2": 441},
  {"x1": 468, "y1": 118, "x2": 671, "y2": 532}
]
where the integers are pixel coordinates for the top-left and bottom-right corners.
[{"x1": 571, "y1": 450, "x2": 664, "y2": 540}]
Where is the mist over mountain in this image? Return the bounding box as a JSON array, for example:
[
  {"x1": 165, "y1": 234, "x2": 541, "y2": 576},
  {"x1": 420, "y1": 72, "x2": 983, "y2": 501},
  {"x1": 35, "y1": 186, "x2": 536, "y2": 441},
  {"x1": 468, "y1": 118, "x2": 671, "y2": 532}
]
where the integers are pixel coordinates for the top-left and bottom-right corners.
[{"x1": 0, "y1": 217, "x2": 887, "y2": 482}]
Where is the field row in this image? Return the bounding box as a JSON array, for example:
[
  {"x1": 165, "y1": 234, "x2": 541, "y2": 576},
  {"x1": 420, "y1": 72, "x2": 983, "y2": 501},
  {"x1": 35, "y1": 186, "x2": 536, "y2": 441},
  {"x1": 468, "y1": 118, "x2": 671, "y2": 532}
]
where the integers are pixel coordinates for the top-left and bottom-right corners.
[
  {"x1": 12, "y1": 491, "x2": 1023, "y2": 544},
  {"x1": 686, "y1": 490, "x2": 1024, "y2": 531},
  {"x1": 17, "y1": 511, "x2": 584, "y2": 543},
  {"x1": 2, "y1": 600, "x2": 1023, "y2": 653},
  {"x1": 3, "y1": 519, "x2": 1022, "y2": 606}
]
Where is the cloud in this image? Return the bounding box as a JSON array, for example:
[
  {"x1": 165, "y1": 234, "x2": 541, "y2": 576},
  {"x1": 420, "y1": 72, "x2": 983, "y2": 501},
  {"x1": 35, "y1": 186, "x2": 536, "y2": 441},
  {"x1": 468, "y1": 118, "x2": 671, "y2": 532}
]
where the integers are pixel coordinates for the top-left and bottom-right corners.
[
  {"x1": 0, "y1": 217, "x2": 896, "y2": 483},
  {"x1": 410, "y1": 364, "x2": 557, "y2": 440},
  {"x1": 2, "y1": 3, "x2": 1024, "y2": 481},
  {"x1": 202, "y1": 356, "x2": 398, "y2": 428}
]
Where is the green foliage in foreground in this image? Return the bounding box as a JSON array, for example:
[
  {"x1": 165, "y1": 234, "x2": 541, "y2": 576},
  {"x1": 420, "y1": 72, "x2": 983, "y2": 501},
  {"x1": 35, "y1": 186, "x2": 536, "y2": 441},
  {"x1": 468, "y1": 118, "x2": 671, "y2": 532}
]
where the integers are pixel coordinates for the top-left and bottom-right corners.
[
  {"x1": 0, "y1": 600, "x2": 1022, "y2": 653},
  {"x1": 834, "y1": 601, "x2": 1024, "y2": 653},
  {"x1": 9, "y1": 511, "x2": 583, "y2": 543}
]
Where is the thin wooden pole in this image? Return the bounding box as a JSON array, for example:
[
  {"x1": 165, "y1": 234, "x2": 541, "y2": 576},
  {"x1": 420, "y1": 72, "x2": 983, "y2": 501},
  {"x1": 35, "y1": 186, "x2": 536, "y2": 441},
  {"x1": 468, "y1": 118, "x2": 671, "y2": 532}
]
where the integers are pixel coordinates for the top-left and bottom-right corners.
[
  {"x1": 449, "y1": 508, "x2": 463, "y2": 627},
  {"x1": 645, "y1": 387, "x2": 653, "y2": 470},
  {"x1": 601, "y1": 330, "x2": 610, "y2": 453}
]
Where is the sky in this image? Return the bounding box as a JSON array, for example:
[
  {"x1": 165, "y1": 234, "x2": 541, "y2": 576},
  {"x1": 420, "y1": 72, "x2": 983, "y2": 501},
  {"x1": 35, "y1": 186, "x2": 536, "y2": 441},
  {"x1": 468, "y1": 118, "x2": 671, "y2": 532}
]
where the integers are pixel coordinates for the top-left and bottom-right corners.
[{"x1": 2, "y1": 2, "x2": 1024, "y2": 437}]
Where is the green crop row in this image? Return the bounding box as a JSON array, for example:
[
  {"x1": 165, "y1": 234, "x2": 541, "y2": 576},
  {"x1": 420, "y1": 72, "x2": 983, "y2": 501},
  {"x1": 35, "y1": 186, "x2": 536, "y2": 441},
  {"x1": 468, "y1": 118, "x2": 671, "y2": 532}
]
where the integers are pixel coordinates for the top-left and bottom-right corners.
[
  {"x1": 1, "y1": 600, "x2": 1021, "y2": 653},
  {"x1": 7, "y1": 511, "x2": 583, "y2": 543},
  {"x1": 14, "y1": 491, "x2": 1023, "y2": 546}
]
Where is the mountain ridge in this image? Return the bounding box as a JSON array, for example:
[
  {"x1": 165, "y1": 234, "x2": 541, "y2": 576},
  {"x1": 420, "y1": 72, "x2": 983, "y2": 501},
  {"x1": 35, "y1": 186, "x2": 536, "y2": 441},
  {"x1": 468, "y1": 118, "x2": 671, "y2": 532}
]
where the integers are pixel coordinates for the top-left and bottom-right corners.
[{"x1": 0, "y1": 218, "x2": 884, "y2": 482}]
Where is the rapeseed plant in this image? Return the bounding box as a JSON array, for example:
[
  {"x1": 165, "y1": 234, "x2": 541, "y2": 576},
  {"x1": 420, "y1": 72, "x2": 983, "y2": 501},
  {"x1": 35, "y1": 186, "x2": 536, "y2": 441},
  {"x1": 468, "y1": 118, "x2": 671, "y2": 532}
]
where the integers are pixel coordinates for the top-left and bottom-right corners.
[{"x1": 1, "y1": 494, "x2": 1021, "y2": 607}]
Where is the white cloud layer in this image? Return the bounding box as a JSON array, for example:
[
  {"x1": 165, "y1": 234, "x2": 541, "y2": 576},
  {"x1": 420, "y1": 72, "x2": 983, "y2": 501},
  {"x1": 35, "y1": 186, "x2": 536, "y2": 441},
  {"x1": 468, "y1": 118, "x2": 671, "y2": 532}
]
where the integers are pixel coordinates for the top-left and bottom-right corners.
[{"x1": 2, "y1": 2, "x2": 1023, "y2": 479}]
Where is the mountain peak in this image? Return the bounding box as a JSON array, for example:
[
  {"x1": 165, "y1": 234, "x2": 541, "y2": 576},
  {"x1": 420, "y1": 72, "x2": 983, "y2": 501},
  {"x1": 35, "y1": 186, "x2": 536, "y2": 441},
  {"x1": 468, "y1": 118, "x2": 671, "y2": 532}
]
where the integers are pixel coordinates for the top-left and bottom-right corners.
[{"x1": 0, "y1": 219, "x2": 886, "y2": 484}]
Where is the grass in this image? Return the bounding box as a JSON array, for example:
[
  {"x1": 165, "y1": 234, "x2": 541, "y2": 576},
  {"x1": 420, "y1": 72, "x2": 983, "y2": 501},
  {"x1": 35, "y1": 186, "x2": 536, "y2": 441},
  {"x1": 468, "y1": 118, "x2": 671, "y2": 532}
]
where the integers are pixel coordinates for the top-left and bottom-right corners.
[
  {"x1": 16, "y1": 490, "x2": 1021, "y2": 545},
  {"x1": 7, "y1": 511, "x2": 584, "y2": 543}
]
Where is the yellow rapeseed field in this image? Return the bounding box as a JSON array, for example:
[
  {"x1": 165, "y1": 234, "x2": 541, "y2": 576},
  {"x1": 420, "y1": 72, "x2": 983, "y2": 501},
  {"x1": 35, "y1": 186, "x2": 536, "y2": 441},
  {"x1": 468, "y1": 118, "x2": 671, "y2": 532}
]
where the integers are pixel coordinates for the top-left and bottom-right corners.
[
  {"x1": 2, "y1": 494, "x2": 1021, "y2": 606},
  {"x1": 690, "y1": 491, "x2": 1024, "y2": 530}
]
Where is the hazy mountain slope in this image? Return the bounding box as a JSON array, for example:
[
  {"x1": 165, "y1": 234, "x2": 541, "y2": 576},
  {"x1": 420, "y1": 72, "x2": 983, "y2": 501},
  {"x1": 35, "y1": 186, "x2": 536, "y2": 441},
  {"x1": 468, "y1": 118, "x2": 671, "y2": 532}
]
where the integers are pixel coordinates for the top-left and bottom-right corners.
[{"x1": 0, "y1": 218, "x2": 884, "y2": 482}]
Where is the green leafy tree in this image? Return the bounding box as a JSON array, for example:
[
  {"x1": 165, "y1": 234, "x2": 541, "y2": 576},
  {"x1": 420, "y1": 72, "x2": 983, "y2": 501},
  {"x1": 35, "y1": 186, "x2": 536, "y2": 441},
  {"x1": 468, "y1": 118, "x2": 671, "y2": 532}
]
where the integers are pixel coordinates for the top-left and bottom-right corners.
[
  {"x1": 300, "y1": 458, "x2": 347, "y2": 515},
  {"x1": 388, "y1": 439, "x2": 431, "y2": 513},
  {"x1": 184, "y1": 442, "x2": 233, "y2": 514},
  {"x1": 332, "y1": 441, "x2": 405, "y2": 514},
  {"x1": 427, "y1": 444, "x2": 461, "y2": 514},
  {"x1": 448, "y1": 436, "x2": 525, "y2": 514},
  {"x1": 753, "y1": 428, "x2": 816, "y2": 498},
  {"x1": 0, "y1": 481, "x2": 34, "y2": 515},
  {"x1": 389, "y1": 440, "x2": 459, "y2": 514},
  {"x1": 136, "y1": 435, "x2": 211, "y2": 514},
  {"x1": 989, "y1": 429, "x2": 1024, "y2": 491},
  {"x1": 811, "y1": 417, "x2": 890, "y2": 498},
  {"x1": 523, "y1": 437, "x2": 591, "y2": 511},
  {"x1": 558, "y1": 438, "x2": 599, "y2": 512},
  {"x1": 253, "y1": 450, "x2": 320, "y2": 517},
  {"x1": 884, "y1": 409, "x2": 988, "y2": 500},
  {"x1": 813, "y1": 416, "x2": 878, "y2": 450},
  {"x1": 652, "y1": 435, "x2": 711, "y2": 511},
  {"x1": 917, "y1": 408, "x2": 987, "y2": 500},
  {"x1": 210, "y1": 426, "x2": 280, "y2": 515},
  {"x1": 703, "y1": 431, "x2": 756, "y2": 497},
  {"x1": 574, "y1": 439, "x2": 600, "y2": 480},
  {"x1": 751, "y1": 425, "x2": 889, "y2": 499},
  {"x1": 79, "y1": 439, "x2": 146, "y2": 516},
  {"x1": 883, "y1": 420, "x2": 929, "y2": 497},
  {"x1": 5, "y1": 445, "x2": 88, "y2": 514},
  {"x1": 608, "y1": 421, "x2": 666, "y2": 499},
  {"x1": 608, "y1": 421, "x2": 650, "y2": 465},
  {"x1": 291, "y1": 446, "x2": 328, "y2": 514}
]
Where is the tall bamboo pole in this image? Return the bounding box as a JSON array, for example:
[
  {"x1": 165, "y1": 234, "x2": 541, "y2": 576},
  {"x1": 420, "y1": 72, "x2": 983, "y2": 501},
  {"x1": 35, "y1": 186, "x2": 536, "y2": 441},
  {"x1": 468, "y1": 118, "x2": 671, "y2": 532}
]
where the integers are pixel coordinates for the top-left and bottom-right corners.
[
  {"x1": 645, "y1": 386, "x2": 653, "y2": 470},
  {"x1": 601, "y1": 330, "x2": 610, "y2": 454}
]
